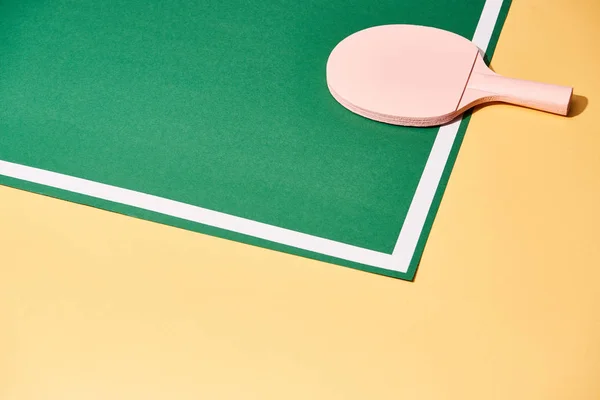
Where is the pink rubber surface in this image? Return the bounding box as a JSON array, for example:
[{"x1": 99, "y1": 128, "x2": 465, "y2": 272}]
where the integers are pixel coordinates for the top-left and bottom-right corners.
[{"x1": 326, "y1": 25, "x2": 479, "y2": 125}]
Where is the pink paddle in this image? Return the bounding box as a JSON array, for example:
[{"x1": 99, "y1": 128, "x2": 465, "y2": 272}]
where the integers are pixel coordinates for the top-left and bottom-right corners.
[{"x1": 326, "y1": 24, "x2": 573, "y2": 127}]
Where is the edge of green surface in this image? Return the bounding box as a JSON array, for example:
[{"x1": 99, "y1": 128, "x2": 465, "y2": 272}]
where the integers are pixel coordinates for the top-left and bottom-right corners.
[{"x1": 403, "y1": 0, "x2": 512, "y2": 281}]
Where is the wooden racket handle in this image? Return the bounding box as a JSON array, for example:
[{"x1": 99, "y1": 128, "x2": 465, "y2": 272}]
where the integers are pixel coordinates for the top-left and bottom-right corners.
[{"x1": 468, "y1": 71, "x2": 573, "y2": 116}]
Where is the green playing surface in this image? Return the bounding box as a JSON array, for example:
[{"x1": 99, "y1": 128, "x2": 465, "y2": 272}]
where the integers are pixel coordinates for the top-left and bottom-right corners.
[{"x1": 0, "y1": 0, "x2": 511, "y2": 280}]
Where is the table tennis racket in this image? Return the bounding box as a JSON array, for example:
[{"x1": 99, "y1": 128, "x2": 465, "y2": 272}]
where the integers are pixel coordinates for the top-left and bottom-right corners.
[{"x1": 326, "y1": 24, "x2": 573, "y2": 127}]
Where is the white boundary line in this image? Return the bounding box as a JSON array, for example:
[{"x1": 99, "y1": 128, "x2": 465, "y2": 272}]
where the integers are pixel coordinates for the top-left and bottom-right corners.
[
  {"x1": 390, "y1": 0, "x2": 505, "y2": 272},
  {"x1": 0, "y1": 159, "x2": 390, "y2": 267},
  {"x1": 0, "y1": 0, "x2": 504, "y2": 275}
]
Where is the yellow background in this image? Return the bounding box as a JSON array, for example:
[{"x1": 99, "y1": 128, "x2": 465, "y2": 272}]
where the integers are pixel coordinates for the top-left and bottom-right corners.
[{"x1": 2, "y1": 0, "x2": 599, "y2": 398}]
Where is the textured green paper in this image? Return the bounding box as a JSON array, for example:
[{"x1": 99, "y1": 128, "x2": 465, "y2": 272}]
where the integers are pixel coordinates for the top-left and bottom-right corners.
[{"x1": 0, "y1": 0, "x2": 511, "y2": 280}]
